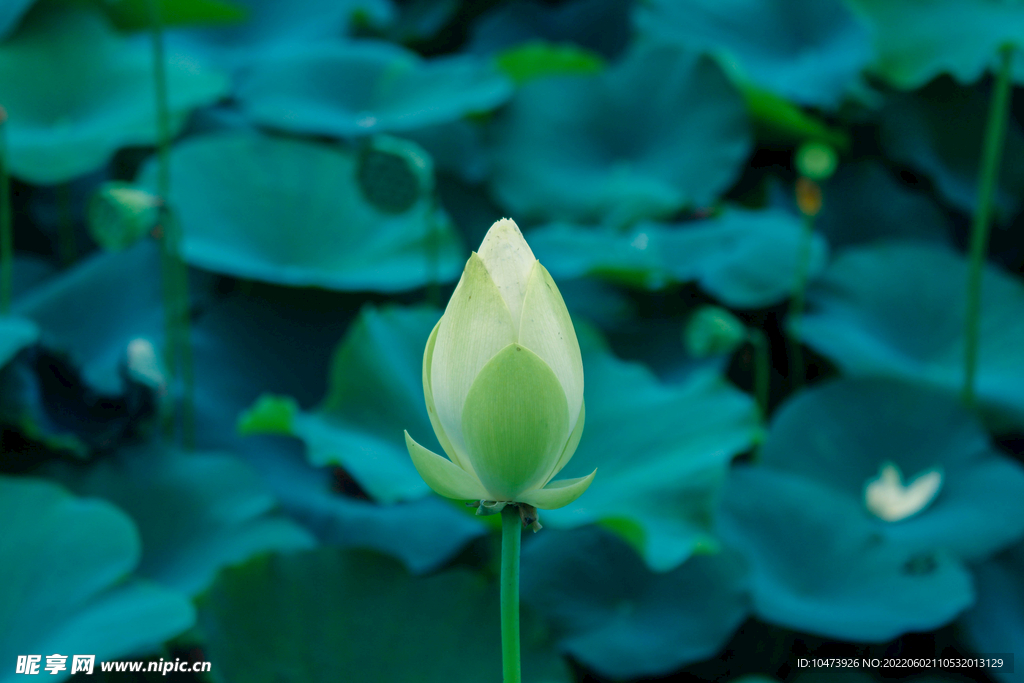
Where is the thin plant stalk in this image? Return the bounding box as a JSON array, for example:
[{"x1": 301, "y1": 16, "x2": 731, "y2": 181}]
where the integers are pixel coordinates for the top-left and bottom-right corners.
[
  {"x1": 787, "y1": 212, "x2": 815, "y2": 388},
  {"x1": 148, "y1": 0, "x2": 195, "y2": 447},
  {"x1": 963, "y1": 45, "x2": 1014, "y2": 408},
  {"x1": 748, "y1": 327, "x2": 770, "y2": 420},
  {"x1": 500, "y1": 506, "x2": 522, "y2": 683},
  {"x1": 0, "y1": 107, "x2": 11, "y2": 314},
  {"x1": 57, "y1": 182, "x2": 77, "y2": 266}
]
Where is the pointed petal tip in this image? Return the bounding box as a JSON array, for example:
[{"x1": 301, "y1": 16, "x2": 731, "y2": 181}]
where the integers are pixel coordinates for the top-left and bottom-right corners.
[
  {"x1": 405, "y1": 431, "x2": 490, "y2": 502},
  {"x1": 516, "y1": 468, "x2": 596, "y2": 510}
]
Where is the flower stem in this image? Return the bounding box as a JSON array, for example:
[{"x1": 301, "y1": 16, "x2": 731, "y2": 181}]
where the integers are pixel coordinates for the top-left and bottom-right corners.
[
  {"x1": 148, "y1": 0, "x2": 195, "y2": 448},
  {"x1": 748, "y1": 327, "x2": 770, "y2": 420},
  {"x1": 500, "y1": 506, "x2": 522, "y2": 683},
  {"x1": 963, "y1": 45, "x2": 1014, "y2": 408},
  {"x1": 57, "y1": 182, "x2": 77, "y2": 267},
  {"x1": 0, "y1": 107, "x2": 11, "y2": 314},
  {"x1": 787, "y1": 212, "x2": 815, "y2": 389}
]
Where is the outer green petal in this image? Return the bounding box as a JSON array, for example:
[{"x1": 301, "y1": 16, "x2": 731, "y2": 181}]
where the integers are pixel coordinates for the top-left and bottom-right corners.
[
  {"x1": 517, "y1": 470, "x2": 597, "y2": 510},
  {"x1": 542, "y1": 399, "x2": 585, "y2": 486},
  {"x1": 518, "y1": 261, "x2": 584, "y2": 431},
  {"x1": 405, "y1": 431, "x2": 490, "y2": 501},
  {"x1": 422, "y1": 318, "x2": 470, "y2": 472},
  {"x1": 477, "y1": 218, "x2": 537, "y2": 329},
  {"x1": 431, "y1": 253, "x2": 518, "y2": 461},
  {"x1": 461, "y1": 344, "x2": 570, "y2": 500}
]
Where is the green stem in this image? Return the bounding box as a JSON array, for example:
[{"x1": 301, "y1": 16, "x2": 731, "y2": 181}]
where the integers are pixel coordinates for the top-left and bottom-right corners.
[
  {"x1": 963, "y1": 45, "x2": 1014, "y2": 408},
  {"x1": 500, "y1": 506, "x2": 522, "y2": 683},
  {"x1": 148, "y1": 0, "x2": 195, "y2": 448},
  {"x1": 787, "y1": 213, "x2": 815, "y2": 388},
  {"x1": 57, "y1": 182, "x2": 76, "y2": 267},
  {"x1": 0, "y1": 108, "x2": 11, "y2": 314},
  {"x1": 749, "y1": 328, "x2": 770, "y2": 420}
]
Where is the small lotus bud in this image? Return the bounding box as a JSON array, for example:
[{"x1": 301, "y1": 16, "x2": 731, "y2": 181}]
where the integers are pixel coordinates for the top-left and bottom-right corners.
[
  {"x1": 864, "y1": 461, "x2": 943, "y2": 522},
  {"x1": 125, "y1": 338, "x2": 167, "y2": 395},
  {"x1": 684, "y1": 305, "x2": 748, "y2": 357},
  {"x1": 795, "y1": 141, "x2": 837, "y2": 181},
  {"x1": 405, "y1": 218, "x2": 596, "y2": 513},
  {"x1": 88, "y1": 182, "x2": 161, "y2": 251}
]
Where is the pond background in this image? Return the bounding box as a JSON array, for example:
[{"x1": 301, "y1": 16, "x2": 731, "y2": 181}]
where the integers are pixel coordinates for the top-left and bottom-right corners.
[{"x1": 3, "y1": 0, "x2": 1024, "y2": 682}]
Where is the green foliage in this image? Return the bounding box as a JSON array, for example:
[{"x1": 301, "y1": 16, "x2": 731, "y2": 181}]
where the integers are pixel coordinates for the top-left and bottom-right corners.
[
  {"x1": 0, "y1": 4, "x2": 227, "y2": 184},
  {"x1": 489, "y1": 42, "x2": 751, "y2": 228},
  {"x1": 495, "y1": 41, "x2": 604, "y2": 85},
  {"x1": 195, "y1": 547, "x2": 572, "y2": 683},
  {"x1": 136, "y1": 133, "x2": 465, "y2": 292},
  {"x1": 529, "y1": 208, "x2": 827, "y2": 307},
  {"x1": 0, "y1": 476, "x2": 194, "y2": 681}
]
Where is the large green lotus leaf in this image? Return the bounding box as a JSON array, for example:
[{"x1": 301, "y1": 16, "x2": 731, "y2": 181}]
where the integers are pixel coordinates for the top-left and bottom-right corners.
[
  {"x1": 528, "y1": 207, "x2": 827, "y2": 308},
  {"x1": 195, "y1": 547, "x2": 571, "y2": 683},
  {"x1": 11, "y1": 241, "x2": 195, "y2": 394},
  {"x1": 0, "y1": 476, "x2": 194, "y2": 683},
  {"x1": 521, "y1": 526, "x2": 750, "y2": 679},
  {"x1": 717, "y1": 465, "x2": 974, "y2": 641},
  {"x1": 489, "y1": 42, "x2": 751, "y2": 228},
  {"x1": 45, "y1": 446, "x2": 315, "y2": 597},
  {"x1": 880, "y1": 82, "x2": 1024, "y2": 220},
  {"x1": 239, "y1": 304, "x2": 442, "y2": 503},
  {"x1": 798, "y1": 242, "x2": 1024, "y2": 429},
  {"x1": 0, "y1": 4, "x2": 228, "y2": 185},
  {"x1": 136, "y1": 132, "x2": 465, "y2": 291},
  {"x1": 187, "y1": 294, "x2": 485, "y2": 572},
  {"x1": 634, "y1": 0, "x2": 871, "y2": 108},
  {"x1": 959, "y1": 542, "x2": 1024, "y2": 683},
  {"x1": 0, "y1": 0, "x2": 33, "y2": 39},
  {"x1": 537, "y1": 325, "x2": 761, "y2": 571},
  {"x1": 761, "y1": 378, "x2": 1024, "y2": 562},
  {"x1": 848, "y1": 0, "x2": 1024, "y2": 89},
  {"x1": 811, "y1": 161, "x2": 952, "y2": 248},
  {"x1": 0, "y1": 316, "x2": 38, "y2": 368},
  {"x1": 236, "y1": 40, "x2": 513, "y2": 137}
]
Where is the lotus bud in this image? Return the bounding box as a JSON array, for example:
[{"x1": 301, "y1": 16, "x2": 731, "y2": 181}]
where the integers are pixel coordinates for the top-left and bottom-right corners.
[
  {"x1": 88, "y1": 182, "x2": 161, "y2": 251},
  {"x1": 684, "y1": 305, "x2": 748, "y2": 357},
  {"x1": 405, "y1": 218, "x2": 595, "y2": 513}
]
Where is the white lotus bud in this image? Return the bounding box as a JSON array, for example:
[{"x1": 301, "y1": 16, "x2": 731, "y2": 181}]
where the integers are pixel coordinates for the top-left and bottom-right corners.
[{"x1": 405, "y1": 218, "x2": 595, "y2": 509}]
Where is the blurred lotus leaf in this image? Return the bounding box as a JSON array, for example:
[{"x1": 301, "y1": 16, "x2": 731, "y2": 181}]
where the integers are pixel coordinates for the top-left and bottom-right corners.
[
  {"x1": 0, "y1": 315, "x2": 38, "y2": 367},
  {"x1": 880, "y1": 82, "x2": 1024, "y2": 220},
  {"x1": 495, "y1": 40, "x2": 605, "y2": 85},
  {"x1": 521, "y1": 526, "x2": 750, "y2": 679},
  {"x1": 849, "y1": 0, "x2": 1024, "y2": 89},
  {"x1": 239, "y1": 305, "x2": 444, "y2": 503},
  {"x1": 960, "y1": 542, "x2": 1024, "y2": 683},
  {"x1": 188, "y1": 295, "x2": 486, "y2": 574},
  {"x1": 168, "y1": 0, "x2": 395, "y2": 70},
  {"x1": 136, "y1": 132, "x2": 465, "y2": 292},
  {"x1": 807, "y1": 161, "x2": 952, "y2": 249},
  {"x1": 236, "y1": 39, "x2": 513, "y2": 137},
  {"x1": 739, "y1": 83, "x2": 850, "y2": 149},
  {"x1": 528, "y1": 208, "x2": 827, "y2": 308},
  {"x1": 717, "y1": 465, "x2": 974, "y2": 641},
  {"x1": 45, "y1": 446, "x2": 316, "y2": 597},
  {"x1": 761, "y1": 378, "x2": 1024, "y2": 562},
  {"x1": 0, "y1": 476, "x2": 194, "y2": 683},
  {"x1": 95, "y1": 0, "x2": 249, "y2": 31},
  {"x1": 0, "y1": 4, "x2": 228, "y2": 185},
  {"x1": 798, "y1": 242, "x2": 1024, "y2": 429},
  {"x1": 466, "y1": 0, "x2": 632, "y2": 60},
  {"x1": 534, "y1": 324, "x2": 761, "y2": 571},
  {"x1": 634, "y1": 0, "x2": 872, "y2": 108},
  {"x1": 0, "y1": 0, "x2": 33, "y2": 40},
  {"x1": 195, "y1": 547, "x2": 572, "y2": 683},
  {"x1": 488, "y1": 43, "x2": 751, "y2": 228},
  {"x1": 684, "y1": 305, "x2": 748, "y2": 358}
]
